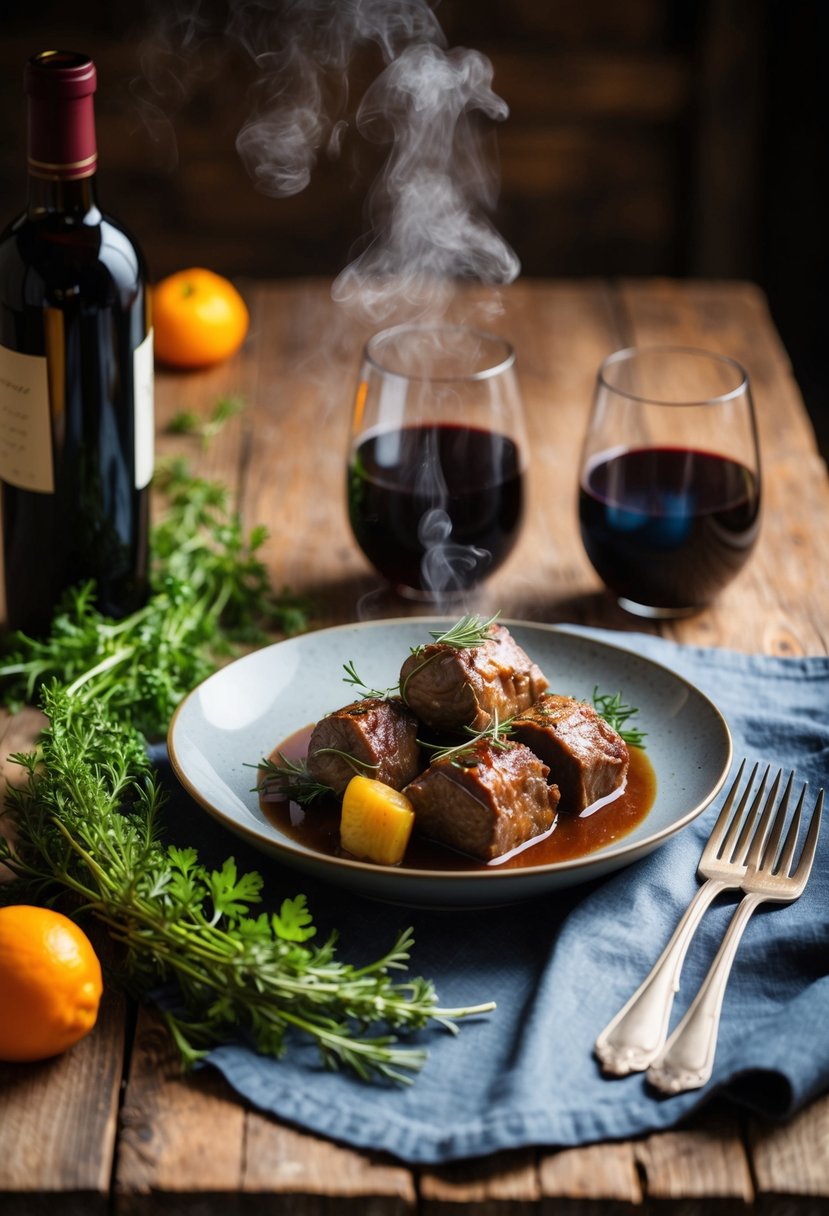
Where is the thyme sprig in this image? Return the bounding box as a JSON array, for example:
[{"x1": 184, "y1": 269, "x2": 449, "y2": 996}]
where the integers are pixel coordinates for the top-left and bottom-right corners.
[{"x1": 0, "y1": 687, "x2": 494, "y2": 1084}]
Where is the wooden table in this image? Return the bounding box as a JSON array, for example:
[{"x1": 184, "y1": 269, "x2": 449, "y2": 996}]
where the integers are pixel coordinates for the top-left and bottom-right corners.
[{"x1": 2, "y1": 278, "x2": 828, "y2": 1214}]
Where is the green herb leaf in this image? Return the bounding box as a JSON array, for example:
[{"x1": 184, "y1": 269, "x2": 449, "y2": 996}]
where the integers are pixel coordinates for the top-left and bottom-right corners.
[
  {"x1": 413, "y1": 612, "x2": 500, "y2": 657},
  {"x1": 592, "y1": 688, "x2": 647, "y2": 748},
  {"x1": 421, "y1": 711, "x2": 516, "y2": 767},
  {"x1": 273, "y1": 895, "x2": 316, "y2": 942},
  {"x1": 255, "y1": 753, "x2": 334, "y2": 806},
  {"x1": 206, "y1": 858, "x2": 264, "y2": 921},
  {"x1": 311, "y1": 747, "x2": 380, "y2": 776},
  {"x1": 341, "y1": 659, "x2": 398, "y2": 700},
  {"x1": 166, "y1": 395, "x2": 245, "y2": 447}
]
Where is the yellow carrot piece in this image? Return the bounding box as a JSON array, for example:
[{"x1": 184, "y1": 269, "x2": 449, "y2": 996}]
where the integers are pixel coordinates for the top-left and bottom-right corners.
[{"x1": 340, "y1": 775, "x2": 415, "y2": 866}]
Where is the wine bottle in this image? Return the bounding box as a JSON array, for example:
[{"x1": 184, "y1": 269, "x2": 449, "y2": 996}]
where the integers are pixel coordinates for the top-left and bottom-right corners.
[{"x1": 0, "y1": 50, "x2": 153, "y2": 635}]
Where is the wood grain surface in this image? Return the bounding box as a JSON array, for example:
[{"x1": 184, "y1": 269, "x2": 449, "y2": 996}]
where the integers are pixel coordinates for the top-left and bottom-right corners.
[{"x1": 1, "y1": 278, "x2": 827, "y2": 1215}]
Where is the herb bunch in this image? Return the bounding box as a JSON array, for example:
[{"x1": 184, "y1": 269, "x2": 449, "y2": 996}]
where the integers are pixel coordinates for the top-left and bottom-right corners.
[
  {"x1": 0, "y1": 460, "x2": 308, "y2": 739},
  {"x1": 0, "y1": 687, "x2": 492, "y2": 1083}
]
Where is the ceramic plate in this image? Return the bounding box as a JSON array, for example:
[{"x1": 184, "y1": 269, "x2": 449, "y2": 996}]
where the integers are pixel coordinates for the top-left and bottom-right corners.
[{"x1": 168, "y1": 619, "x2": 732, "y2": 907}]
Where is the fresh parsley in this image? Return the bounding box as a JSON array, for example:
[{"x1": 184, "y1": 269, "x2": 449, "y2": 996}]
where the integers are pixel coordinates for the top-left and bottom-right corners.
[
  {"x1": 0, "y1": 460, "x2": 309, "y2": 739},
  {"x1": 166, "y1": 394, "x2": 245, "y2": 447}
]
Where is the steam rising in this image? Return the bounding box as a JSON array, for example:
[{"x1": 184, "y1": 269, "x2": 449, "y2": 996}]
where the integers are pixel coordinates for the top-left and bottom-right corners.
[
  {"x1": 334, "y1": 41, "x2": 519, "y2": 319},
  {"x1": 231, "y1": 0, "x2": 445, "y2": 201},
  {"x1": 135, "y1": 0, "x2": 519, "y2": 317}
]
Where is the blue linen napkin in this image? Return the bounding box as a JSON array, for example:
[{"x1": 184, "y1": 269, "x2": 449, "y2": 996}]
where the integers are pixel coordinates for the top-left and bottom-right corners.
[{"x1": 158, "y1": 629, "x2": 829, "y2": 1163}]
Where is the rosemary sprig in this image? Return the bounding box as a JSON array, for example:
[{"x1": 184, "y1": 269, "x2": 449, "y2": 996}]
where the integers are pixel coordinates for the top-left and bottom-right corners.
[
  {"x1": 313, "y1": 747, "x2": 380, "y2": 775},
  {"x1": 420, "y1": 712, "x2": 516, "y2": 767},
  {"x1": 255, "y1": 754, "x2": 334, "y2": 806},
  {"x1": 1, "y1": 686, "x2": 494, "y2": 1084},
  {"x1": 416, "y1": 612, "x2": 501, "y2": 656},
  {"x1": 255, "y1": 746, "x2": 379, "y2": 804},
  {"x1": 341, "y1": 660, "x2": 397, "y2": 700},
  {"x1": 592, "y1": 688, "x2": 647, "y2": 749},
  {"x1": 400, "y1": 613, "x2": 501, "y2": 704}
]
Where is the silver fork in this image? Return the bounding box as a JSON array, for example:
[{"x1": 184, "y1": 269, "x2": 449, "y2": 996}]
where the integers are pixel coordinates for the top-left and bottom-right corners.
[
  {"x1": 647, "y1": 772, "x2": 823, "y2": 1094},
  {"x1": 595, "y1": 759, "x2": 776, "y2": 1075}
]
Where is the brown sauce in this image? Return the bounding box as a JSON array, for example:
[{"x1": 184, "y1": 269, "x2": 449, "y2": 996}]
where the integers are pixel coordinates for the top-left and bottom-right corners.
[{"x1": 260, "y1": 725, "x2": 657, "y2": 872}]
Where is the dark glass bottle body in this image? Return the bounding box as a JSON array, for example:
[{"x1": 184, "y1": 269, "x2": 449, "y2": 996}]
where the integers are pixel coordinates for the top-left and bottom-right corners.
[{"x1": 0, "y1": 54, "x2": 152, "y2": 635}]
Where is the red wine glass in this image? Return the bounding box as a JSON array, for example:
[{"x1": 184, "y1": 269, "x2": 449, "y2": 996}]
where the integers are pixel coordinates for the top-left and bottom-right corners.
[
  {"x1": 578, "y1": 346, "x2": 761, "y2": 617},
  {"x1": 347, "y1": 324, "x2": 527, "y2": 600}
]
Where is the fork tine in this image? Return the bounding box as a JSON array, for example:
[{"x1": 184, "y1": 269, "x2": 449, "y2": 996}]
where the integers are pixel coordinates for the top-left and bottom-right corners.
[
  {"x1": 724, "y1": 764, "x2": 768, "y2": 862},
  {"x1": 791, "y1": 788, "x2": 824, "y2": 885},
  {"x1": 707, "y1": 759, "x2": 752, "y2": 857},
  {"x1": 745, "y1": 768, "x2": 784, "y2": 868},
  {"x1": 759, "y1": 771, "x2": 796, "y2": 872},
  {"x1": 771, "y1": 777, "x2": 805, "y2": 875}
]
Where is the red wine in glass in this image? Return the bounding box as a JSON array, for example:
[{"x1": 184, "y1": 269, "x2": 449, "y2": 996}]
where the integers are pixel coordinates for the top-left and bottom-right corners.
[
  {"x1": 578, "y1": 346, "x2": 761, "y2": 616},
  {"x1": 347, "y1": 325, "x2": 527, "y2": 599},
  {"x1": 579, "y1": 446, "x2": 760, "y2": 613},
  {"x1": 349, "y1": 422, "x2": 524, "y2": 595}
]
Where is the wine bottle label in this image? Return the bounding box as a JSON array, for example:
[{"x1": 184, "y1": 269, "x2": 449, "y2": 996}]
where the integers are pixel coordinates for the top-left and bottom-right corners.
[
  {"x1": 0, "y1": 344, "x2": 54, "y2": 493},
  {"x1": 134, "y1": 328, "x2": 155, "y2": 490}
]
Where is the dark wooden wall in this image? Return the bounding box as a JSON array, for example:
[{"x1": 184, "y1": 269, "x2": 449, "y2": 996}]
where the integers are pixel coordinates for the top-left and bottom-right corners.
[{"x1": 1, "y1": 0, "x2": 826, "y2": 449}]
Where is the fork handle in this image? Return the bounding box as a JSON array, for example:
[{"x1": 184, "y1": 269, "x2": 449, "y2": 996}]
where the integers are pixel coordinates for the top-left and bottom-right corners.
[
  {"x1": 646, "y1": 891, "x2": 765, "y2": 1094},
  {"x1": 594, "y1": 878, "x2": 728, "y2": 1075}
]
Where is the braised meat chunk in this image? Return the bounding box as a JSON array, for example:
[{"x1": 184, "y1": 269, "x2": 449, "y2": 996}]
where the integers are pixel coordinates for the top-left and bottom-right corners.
[
  {"x1": 306, "y1": 697, "x2": 421, "y2": 796},
  {"x1": 399, "y1": 624, "x2": 548, "y2": 734},
  {"x1": 511, "y1": 694, "x2": 629, "y2": 814},
  {"x1": 404, "y1": 740, "x2": 560, "y2": 862}
]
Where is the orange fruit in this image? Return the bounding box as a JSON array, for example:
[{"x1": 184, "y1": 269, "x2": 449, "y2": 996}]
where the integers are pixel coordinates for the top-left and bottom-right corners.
[
  {"x1": 0, "y1": 905, "x2": 103, "y2": 1063},
  {"x1": 152, "y1": 267, "x2": 249, "y2": 369}
]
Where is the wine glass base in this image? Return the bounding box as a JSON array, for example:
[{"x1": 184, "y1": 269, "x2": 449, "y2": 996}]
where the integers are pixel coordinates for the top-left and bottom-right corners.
[{"x1": 617, "y1": 596, "x2": 703, "y2": 620}]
